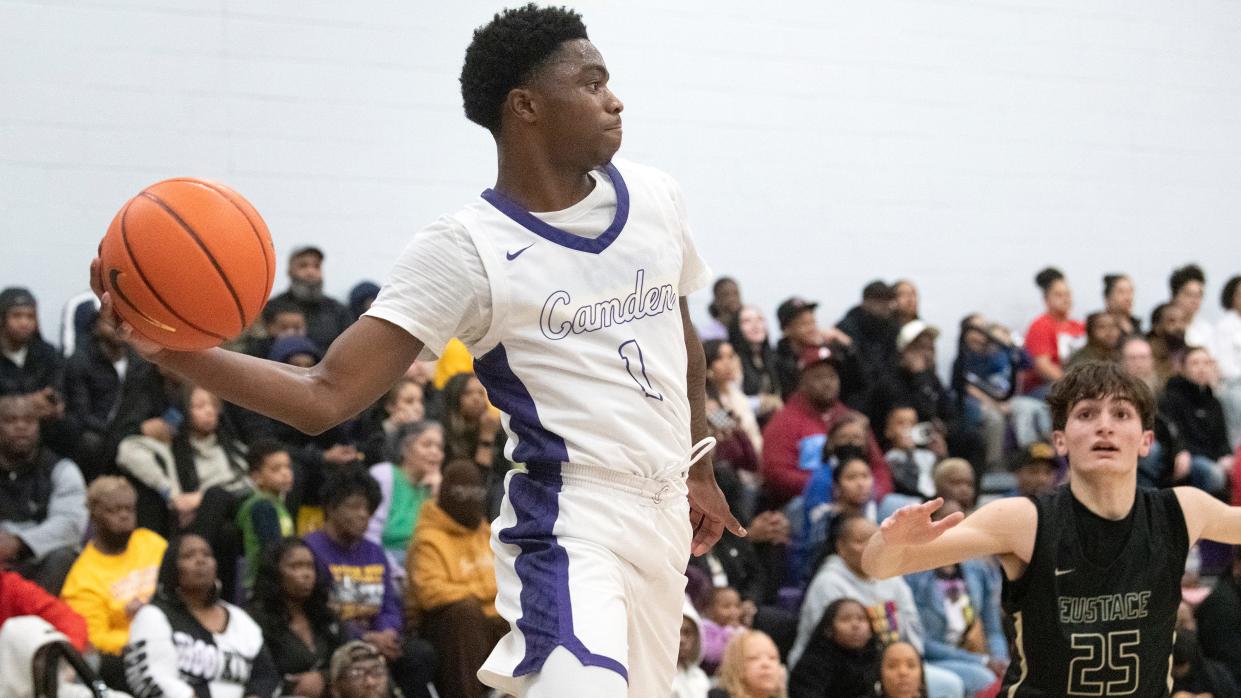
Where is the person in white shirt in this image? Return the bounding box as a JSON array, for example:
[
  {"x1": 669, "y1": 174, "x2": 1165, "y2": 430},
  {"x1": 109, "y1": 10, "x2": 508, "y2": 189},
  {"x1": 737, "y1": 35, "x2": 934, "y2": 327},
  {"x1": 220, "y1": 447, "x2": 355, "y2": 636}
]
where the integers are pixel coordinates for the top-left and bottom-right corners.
[{"x1": 90, "y1": 6, "x2": 738, "y2": 697}]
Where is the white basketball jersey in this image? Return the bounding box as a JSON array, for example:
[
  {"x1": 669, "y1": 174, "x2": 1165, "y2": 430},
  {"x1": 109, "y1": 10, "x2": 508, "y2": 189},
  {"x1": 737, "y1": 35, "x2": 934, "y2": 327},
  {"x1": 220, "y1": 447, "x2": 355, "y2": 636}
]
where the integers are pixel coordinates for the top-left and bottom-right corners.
[{"x1": 455, "y1": 159, "x2": 706, "y2": 478}]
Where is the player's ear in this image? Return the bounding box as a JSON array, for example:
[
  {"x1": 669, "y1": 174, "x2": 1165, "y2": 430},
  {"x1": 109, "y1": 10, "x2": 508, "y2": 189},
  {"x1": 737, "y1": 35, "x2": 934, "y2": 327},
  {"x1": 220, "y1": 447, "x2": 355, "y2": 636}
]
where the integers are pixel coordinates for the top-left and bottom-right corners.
[
  {"x1": 506, "y1": 87, "x2": 539, "y2": 125},
  {"x1": 1137, "y1": 429, "x2": 1155, "y2": 457},
  {"x1": 1051, "y1": 430, "x2": 1068, "y2": 457}
]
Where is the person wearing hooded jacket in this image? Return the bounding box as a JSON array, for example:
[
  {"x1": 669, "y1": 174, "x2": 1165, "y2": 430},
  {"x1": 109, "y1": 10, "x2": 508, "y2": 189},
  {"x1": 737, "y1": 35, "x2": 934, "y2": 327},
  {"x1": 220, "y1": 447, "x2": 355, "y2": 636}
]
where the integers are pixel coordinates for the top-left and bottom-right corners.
[
  {"x1": 671, "y1": 599, "x2": 710, "y2": 698},
  {"x1": 408, "y1": 458, "x2": 504, "y2": 698}
]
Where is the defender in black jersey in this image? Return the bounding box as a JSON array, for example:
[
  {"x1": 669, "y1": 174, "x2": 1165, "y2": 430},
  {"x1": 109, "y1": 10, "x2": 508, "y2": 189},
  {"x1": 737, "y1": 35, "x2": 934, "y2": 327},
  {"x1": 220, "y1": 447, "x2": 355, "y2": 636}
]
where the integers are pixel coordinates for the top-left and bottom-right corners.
[{"x1": 861, "y1": 361, "x2": 1241, "y2": 698}]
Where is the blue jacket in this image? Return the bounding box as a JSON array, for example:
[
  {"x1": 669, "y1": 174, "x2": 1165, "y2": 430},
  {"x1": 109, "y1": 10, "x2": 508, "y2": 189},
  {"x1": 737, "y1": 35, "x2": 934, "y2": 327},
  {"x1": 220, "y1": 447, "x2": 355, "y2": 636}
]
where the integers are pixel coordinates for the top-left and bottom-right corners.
[{"x1": 905, "y1": 559, "x2": 1009, "y2": 663}]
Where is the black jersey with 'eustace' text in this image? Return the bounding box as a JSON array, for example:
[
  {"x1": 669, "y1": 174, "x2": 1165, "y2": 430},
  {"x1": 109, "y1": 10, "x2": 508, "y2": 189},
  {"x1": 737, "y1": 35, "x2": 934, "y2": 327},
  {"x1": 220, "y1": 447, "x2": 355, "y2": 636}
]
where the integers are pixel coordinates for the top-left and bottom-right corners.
[{"x1": 1000, "y1": 484, "x2": 1188, "y2": 697}]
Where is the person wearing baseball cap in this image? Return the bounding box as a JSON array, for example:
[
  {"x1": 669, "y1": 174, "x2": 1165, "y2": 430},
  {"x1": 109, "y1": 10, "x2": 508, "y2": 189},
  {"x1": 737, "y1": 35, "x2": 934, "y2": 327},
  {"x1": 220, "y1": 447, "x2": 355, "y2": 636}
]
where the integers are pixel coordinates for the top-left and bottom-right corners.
[
  {"x1": 761, "y1": 343, "x2": 893, "y2": 508},
  {"x1": 1009, "y1": 442, "x2": 1060, "y2": 498},
  {"x1": 837, "y1": 280, "x2": 901, "y2": 389},
  {"x1": 268, "y1": 246, "x2": 354, "y2": 350},
  {"x1": 773, "y1": 297, "x2": 863, "y2": 405},
  {"x1": 328, "y1": 641, "x2": 390, "y2": 698},
  {"x1": 0, "y1": 287, "x2": 65, "y2": 424}
]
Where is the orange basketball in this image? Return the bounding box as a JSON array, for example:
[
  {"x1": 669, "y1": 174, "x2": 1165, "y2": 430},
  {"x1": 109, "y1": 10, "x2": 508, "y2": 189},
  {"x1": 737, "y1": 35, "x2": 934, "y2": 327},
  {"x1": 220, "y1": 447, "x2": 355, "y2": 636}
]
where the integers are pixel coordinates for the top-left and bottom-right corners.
[{"x1": 98, "y1": 178, "x2": 276, "y2": 351}]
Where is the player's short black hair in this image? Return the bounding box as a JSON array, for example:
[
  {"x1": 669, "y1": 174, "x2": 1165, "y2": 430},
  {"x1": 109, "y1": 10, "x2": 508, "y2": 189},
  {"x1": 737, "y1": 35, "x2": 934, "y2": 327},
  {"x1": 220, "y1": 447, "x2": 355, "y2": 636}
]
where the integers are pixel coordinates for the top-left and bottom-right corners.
[
  {"x1": 1169, "y1": 263, "x2": 1205, "y2": 297},
  {"x1": 321, "y1": 466, "x2": 382, "y2": 514},
  {"x1": 460, "y1": 4, "x2": 590, "y2": 133},
  {"x1": 245, "y1": 437, "x2": 288, "y2": 473},
  {"x1": 1047, "y1": 360, "x2": 1155, "y2": 431}
]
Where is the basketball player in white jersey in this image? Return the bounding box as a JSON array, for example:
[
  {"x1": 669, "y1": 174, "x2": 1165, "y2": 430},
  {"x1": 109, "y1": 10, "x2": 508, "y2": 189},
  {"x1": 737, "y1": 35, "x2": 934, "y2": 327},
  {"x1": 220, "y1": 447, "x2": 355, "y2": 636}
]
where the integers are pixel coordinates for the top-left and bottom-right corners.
[
  {"x1": 863, "y1": 361, "x2": 1241, "y2": 696},
  {"x1": 89, "y1": 5, "x2": 742, "y2": 696}
]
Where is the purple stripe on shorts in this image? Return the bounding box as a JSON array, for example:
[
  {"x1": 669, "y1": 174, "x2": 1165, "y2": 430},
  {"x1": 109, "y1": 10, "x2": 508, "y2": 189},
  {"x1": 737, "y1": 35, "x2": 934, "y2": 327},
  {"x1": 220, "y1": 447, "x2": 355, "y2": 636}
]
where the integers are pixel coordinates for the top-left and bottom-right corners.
[
  {"x1": 477, "y1": 344, "x2": 628, "y2": 681},
  {"x1": 502, "y1": 471, "x2": 628, "y2": 682}
]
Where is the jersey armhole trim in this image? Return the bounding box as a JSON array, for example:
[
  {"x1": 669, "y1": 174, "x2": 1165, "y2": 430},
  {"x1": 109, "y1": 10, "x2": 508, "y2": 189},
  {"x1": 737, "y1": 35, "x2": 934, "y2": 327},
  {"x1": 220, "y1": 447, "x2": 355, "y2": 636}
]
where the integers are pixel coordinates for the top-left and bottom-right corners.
[
  {"x1": 1005, "y1": 494, "x2": 1044, "y2": 593},
  {"x1": 465, "y1": 218, "x2": 509, "y2": 358}
]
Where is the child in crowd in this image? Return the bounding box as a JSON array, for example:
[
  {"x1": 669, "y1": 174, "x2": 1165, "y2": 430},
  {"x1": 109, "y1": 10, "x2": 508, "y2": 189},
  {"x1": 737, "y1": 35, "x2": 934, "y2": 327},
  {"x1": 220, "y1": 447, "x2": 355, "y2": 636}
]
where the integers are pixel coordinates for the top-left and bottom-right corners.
[
  {"x1": 793, "y1": 447, "x2": 876, "y2": 584},
  {"x1": 672, "y1": 600, "x2": 711, "y2": 698},
  {"x1": 883, "y1": 405, "x2": 943, "y2": 500},
  {"x1": 235, "y1": 438, "x2": 295, "y2": 592},
  {"x1": 699, "y1": 585, "x2": 747, "y2": 674},
  {"x1": 709, "y1": 630, "x2": 787, "y2": 698}
]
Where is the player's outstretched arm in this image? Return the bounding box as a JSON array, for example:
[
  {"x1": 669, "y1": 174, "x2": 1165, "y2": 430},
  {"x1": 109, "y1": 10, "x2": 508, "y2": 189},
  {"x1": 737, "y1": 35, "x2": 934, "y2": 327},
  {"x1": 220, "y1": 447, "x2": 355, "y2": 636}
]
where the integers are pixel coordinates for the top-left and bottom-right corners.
[
  {"x1": 1175, "y1": 486, "x2": 1241, "y2": 546},
  {"x1": 91, "y1": 259, "x2": 422, "y2": 435},
  {"x1": 861, "y1": 496, "x2": 1035, "y2": 579}
]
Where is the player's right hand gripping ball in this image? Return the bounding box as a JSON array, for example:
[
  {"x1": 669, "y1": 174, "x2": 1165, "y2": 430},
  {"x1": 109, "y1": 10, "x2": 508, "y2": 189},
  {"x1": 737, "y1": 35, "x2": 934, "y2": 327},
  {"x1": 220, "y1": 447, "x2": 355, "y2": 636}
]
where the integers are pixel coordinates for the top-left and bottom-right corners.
[{"x1": 99, "y1": 178, "x2": 276, "y2": 351}]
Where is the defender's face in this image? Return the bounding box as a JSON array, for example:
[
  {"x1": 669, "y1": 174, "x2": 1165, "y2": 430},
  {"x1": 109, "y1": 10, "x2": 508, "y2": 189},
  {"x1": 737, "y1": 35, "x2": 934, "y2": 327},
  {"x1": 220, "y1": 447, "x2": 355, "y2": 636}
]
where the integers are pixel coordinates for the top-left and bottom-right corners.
[
  {"x1": 1054, "y1": 396, "x2": 1152, "y2": 477},
  {"x1": 530, "y1": 39, "x2": 624, "y2": 169}
]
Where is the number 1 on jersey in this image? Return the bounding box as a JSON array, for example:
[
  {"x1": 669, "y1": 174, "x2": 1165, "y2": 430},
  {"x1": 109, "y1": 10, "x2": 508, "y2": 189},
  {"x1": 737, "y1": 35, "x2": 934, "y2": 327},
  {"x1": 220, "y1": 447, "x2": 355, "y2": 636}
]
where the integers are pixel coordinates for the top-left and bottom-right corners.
[{"x1": 618, "y1": 339, "x2": 663, "y2": 401}]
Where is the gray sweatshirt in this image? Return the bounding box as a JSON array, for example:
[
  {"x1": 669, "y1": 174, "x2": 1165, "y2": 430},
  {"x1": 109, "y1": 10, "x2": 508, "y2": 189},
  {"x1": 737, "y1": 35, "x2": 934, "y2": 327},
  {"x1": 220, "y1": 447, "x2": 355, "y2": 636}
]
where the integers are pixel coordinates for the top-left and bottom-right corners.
[{"x1": 789, "y1": 554, "x2": 925, "y2": 667}]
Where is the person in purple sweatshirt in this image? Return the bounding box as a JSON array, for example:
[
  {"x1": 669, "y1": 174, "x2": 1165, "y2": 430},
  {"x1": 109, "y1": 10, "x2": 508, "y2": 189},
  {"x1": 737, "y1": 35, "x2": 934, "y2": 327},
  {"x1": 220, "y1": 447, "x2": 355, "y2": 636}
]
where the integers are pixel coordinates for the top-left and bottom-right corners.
[{"x1": 304, "y1": 467, "x2": 437, "y2": 698}]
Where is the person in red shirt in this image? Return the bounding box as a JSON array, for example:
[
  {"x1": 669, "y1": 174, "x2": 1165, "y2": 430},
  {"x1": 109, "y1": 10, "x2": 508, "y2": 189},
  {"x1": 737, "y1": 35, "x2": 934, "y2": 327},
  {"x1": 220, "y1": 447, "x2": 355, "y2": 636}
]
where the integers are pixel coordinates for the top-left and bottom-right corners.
[
  {"x1": 1021, "y1": 267, "x2": 1085, "y2": 397},
  {"x1": 761, "y1": 346, "x2": 891, "y2": 508},
  {"x1": 0, "y1": 570, "x2": 87, "y2": 651}
]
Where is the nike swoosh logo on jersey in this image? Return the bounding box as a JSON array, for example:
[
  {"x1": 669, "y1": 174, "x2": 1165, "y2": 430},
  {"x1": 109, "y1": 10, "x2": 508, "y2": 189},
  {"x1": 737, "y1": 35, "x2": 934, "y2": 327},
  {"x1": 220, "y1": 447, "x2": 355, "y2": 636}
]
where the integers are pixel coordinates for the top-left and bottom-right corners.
[
  {"x1": 1055, "y1": 568, "x2": 1075, "y2": 576},
  {"x1": 506, "y1": 243, "x2": 535, "y2": 261}
]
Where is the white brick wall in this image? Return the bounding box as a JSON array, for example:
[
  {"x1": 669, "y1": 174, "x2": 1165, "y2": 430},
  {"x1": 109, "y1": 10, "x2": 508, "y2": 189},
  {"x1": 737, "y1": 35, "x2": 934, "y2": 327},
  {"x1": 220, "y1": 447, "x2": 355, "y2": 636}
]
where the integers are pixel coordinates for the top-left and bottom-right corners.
[{"x1": 2, "y1": 0, "x2": 1239, "y2": 356}]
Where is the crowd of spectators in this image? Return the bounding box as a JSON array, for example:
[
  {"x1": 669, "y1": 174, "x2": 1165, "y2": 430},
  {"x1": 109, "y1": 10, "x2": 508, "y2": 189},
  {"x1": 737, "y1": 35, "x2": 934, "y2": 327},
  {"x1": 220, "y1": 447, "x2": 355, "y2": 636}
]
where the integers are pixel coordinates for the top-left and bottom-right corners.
[{"x1": 1, "y1": 248, "x2": 1239, "y2": 697}]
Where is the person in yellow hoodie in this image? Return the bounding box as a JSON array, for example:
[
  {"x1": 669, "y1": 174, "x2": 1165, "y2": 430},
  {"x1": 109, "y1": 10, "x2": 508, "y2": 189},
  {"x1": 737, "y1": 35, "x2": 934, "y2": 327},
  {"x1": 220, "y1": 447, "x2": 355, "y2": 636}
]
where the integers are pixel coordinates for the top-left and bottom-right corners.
[
  {"x1": 60, "y1": 476, "x2": 166, "y2": 690},
  {"x1": 407, "y1": 457, "x2": 505, "y2": 698}
]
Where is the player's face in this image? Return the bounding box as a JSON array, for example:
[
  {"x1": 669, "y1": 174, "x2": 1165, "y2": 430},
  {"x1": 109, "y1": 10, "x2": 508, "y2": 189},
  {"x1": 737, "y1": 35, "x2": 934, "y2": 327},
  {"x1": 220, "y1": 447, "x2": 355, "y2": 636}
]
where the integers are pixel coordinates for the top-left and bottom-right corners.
[
  {"x1": 740, "y1": 633, "x2": 782, "y2": 696},
  {"x1": 529, "y1": 39, "x2": 624, "y2": 169},
  {"x1": 831, "y1": 602, "x2": 873, "y2": 651},
  {"x1": 880, "y1": 642, "x2": 924, "y2": 698},
  {"x1": 1054, "y1": 395, "x2": 1153, "y2": 477}
]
